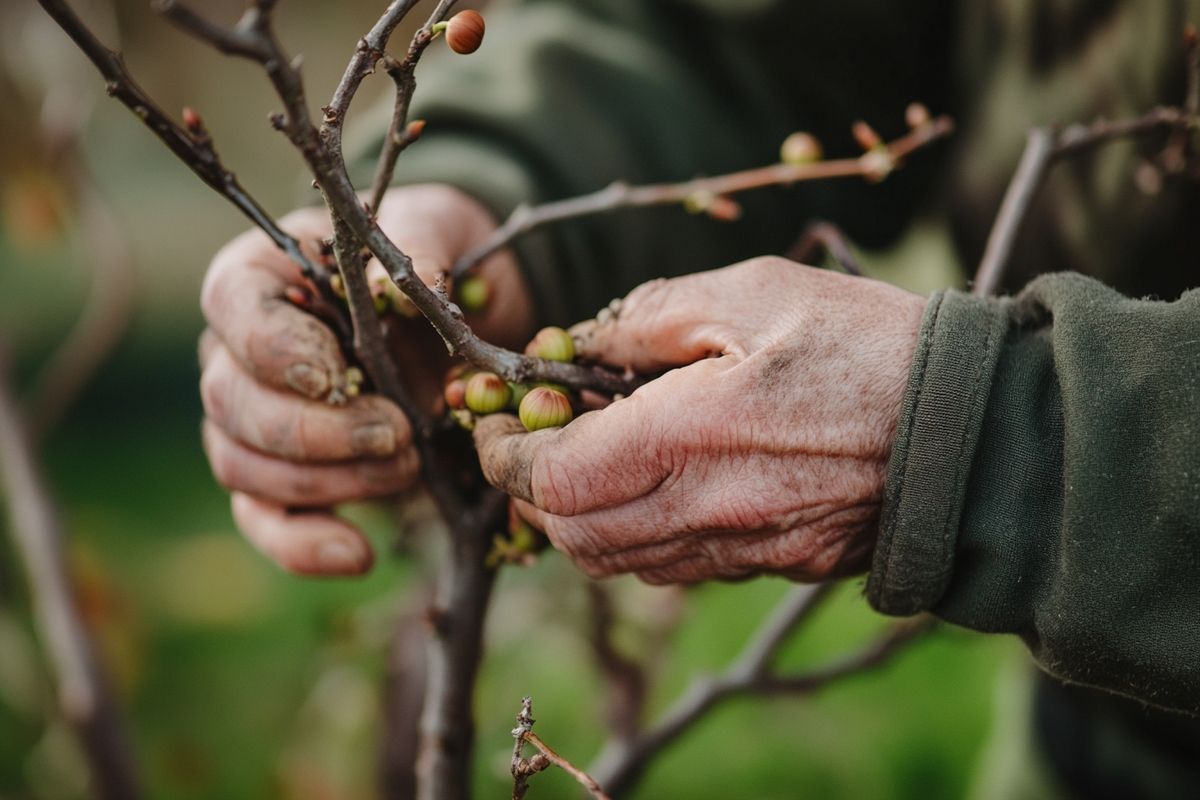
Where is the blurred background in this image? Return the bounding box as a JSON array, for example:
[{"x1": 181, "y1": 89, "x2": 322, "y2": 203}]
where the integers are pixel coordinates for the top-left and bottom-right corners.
[{"x1": 0, "y1": 1, "x2": 1021, "y2": 798}]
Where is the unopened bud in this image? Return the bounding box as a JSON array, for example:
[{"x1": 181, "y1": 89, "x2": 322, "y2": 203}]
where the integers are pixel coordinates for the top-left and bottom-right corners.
[
  {"x1": 182, "y1": 106, "x2": 204, "y2": 133},
  {"x1": 519, "y1": 387, "x2": 573, "y2": 431},
  {"x1": 851, "y1": 120, "x2": 883, "y2": 152},
  {"x1": 780, "y1": 132, "x2": 822, "y2": 165},
  {"x1": 525, "y1": 327, "x2": 575, "y2": 362},
  {"x1": 464, "y1": 372, "x2": 511, "y2": 415},
  {"x1": 457, "y1": 275, "x2": 491, "y2": 313},
  {"x1": 444, "y1": 378, "x2": 468, "y2": 410},
  {"x1": 905, "y1": 103, "x2": 931, "y2": 129},
  {"x1": 705, "y1": 195, "x2": 742, "y2": 222}
]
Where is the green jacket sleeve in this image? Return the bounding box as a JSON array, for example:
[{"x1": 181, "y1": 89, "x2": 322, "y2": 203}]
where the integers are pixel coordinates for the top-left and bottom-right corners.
[{"x1": 867, "y1": 273, "x2": 1200, "y2": 714}]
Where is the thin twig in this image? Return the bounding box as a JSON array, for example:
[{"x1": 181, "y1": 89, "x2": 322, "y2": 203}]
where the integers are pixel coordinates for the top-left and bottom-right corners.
[
  {"x1": 35, "y1": 0, "x2": 320, "y2": 283},
  {"x1": 589, "y1": 588, "x2": 934, "y2": 796},
  {"x1": 0, "y1": 352, "x2": 142, "y2": 800},
  {"x1": 369, "y1": 1, "x2": 461, "y2": 214},
  {"x1": 786, "y1": 220, "x2": 865, "y2": 276},
  {"x1": 452, "y1": 116, "x2": 955, "y2": 279},
  {"x1": 511, "y1": 698, "x2": 613, "y2": 800},
  {"x1": 973, "y1": 43, "x2": 1198, "y2": 297}
]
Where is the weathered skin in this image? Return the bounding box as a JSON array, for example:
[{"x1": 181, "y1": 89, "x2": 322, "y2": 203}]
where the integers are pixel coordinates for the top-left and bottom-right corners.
[
  {"x1": 198, "y1": 185, "x2": 533, "y2": 575},
  {"x1": 474, "y1": 258, "x2": 924, "y2": 584}
]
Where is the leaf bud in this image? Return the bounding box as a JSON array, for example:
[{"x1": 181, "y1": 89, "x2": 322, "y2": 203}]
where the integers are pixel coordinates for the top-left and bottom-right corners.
[
  {"x1": 464, "y1": 372, "x2": 511, "y2": 415},
  {"x1": 457, "y1": 275, "x2": 491, "y2": 313},
  {"x1": 519, "y1": 387, "x2": 573, "y2": 431}
]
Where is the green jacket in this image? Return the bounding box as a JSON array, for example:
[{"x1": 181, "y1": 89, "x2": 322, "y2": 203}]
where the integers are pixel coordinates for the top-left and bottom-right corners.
[{"x1": 365, "y1": 0, "x2": 1200, "y2": 789}]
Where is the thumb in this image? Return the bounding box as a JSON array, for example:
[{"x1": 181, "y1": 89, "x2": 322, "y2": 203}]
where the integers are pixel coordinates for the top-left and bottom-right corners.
[{"x1": 569, "y1": 273, "x2": 746, "y2": 373}]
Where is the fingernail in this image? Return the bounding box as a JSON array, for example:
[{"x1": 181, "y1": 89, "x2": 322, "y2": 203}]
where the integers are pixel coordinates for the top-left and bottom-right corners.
[
  {"x1": 351, "y1": 422, "x2": 396, "y2": 457},
  {"x1": 286, "y1": 362, "x2": 330, "y2": 399},
  {"x1": 317, "y1": 541, "x2": 364, "y2": 574}
]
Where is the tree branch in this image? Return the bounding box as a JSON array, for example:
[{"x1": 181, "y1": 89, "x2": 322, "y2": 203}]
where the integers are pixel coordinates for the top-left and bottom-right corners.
[
  {"x1": 585, "y1": 583, "x2": 647, "y2": 743},
  {"x1": 35, "y1": 0, "x2": 321, "y2": 285},
  {"x1": 588, "y1": 587, "x2": 934, "y2": 796},
  {"x1": 511, "y1": 698, "x2": 613, "y2": 800},
  {"x1": 0, "y1": 352, "x2": 142, "y2": 800},
  {"x1": 972, "y1": 34, "x2": 1198, "y2": 297},
  {"x1": 452, "y1": 115, "x2": 954, "y2": 279},
  {"x1": 786, "y1": 220, "x2": 864, "y2": 276}
]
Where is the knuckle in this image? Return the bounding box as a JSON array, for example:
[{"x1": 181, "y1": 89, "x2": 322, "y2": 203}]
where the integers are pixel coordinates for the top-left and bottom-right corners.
[{"x1": 199, "y1": 362, "x2": 227, "y2": 424}]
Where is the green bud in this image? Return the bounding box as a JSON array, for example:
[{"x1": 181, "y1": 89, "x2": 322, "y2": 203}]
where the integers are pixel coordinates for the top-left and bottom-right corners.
[
  {"x1": 464, "y1": 372, "x2": 511, "y2": 415},
  {"x1": 457, "y1": 275, "x2": 491, "y2": 313},
  {"x1": 519, "y1": 386, "x2": 573, "y2": 431},
  {"x1": 525, "y1": 326, "x2": 575, "y2": 362}
]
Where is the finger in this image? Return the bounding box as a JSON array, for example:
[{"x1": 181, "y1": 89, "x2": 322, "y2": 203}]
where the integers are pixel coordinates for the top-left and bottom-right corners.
[
  {"x1": 569, "y1": 266, "x2": 761, "y2": 372},
  {"x1": 231, "y1": 493, "x2": 373, "y2": 577},
  {"x1": 204, "y1": 422, "x2": 418, "y2": 507},
  {"x1": 473, "y1": 398, "x2": 669, "y2": 517},
  {"x1": 202, "y1": 344, "x2": 412, "y2": 461},
  {"x1": 201, "y1": 231, "x2": 346, "y2": 401}
]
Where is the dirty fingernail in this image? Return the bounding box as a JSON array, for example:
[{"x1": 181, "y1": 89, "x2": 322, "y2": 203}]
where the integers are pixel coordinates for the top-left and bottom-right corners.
[
  {"x1": 351, "y1": 422, "x2": 396, "y2": 457},
  {"x1": 317, "y1": 540, "x2": 365, "y2": 574},
  {"x1": 285, "y1": 362, "x2": 330, "y2": 399}
]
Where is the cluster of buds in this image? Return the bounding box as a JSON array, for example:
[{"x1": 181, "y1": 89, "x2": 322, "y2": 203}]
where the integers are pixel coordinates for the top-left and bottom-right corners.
[
  {"x1": 442, "y1": 327, "x2": 577, "y2": 432},
  {"x1": 485, "y1": 504, "x2": 547, "y2": 569}
]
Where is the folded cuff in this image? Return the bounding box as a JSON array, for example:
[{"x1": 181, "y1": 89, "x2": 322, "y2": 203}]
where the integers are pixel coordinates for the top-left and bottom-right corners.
[{"x1": 867, "y1": 289, "x2": 1010, "y2": 616}]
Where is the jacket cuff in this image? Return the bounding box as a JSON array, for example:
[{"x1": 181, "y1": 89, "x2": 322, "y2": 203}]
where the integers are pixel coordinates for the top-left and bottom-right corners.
[{"x1": 866, "y1": 289, "x2": 1010, "y2": 615}]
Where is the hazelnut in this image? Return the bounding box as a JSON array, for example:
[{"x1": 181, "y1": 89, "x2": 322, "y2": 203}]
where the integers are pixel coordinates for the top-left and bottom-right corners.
[{"x1": 445, "y1": 10, "x2": 485, "y2": 55}]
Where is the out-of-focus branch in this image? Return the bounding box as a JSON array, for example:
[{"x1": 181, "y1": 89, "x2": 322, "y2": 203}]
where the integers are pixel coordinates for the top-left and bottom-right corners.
[
  {"x1": 452, "y1": 115, "x2": 955, "y2": 279},
  {"x1": 786, "y1": 220, "x2": 864, "y2": 276},
  {"x1": 511, "y1": 698, "x2": 613, "y2": 800},
  {"x1": 585, "y1": 583, "x2": 646, "y2": 743},
  {"x1": 589, "y1": 586, "x2": 934, "y2": 797},
  {"x1": 34, "y1": 0, "x2": 320, "y2": 284},
  {"x1": 27, "y1": 175, "x2": 134, "y2": 440},
  {"x1": 973, "y1": 27, "x2": 1199, "y2": 296},
  {"x1": 0, "y1": 352, "x2": 141, "y2": 800}
]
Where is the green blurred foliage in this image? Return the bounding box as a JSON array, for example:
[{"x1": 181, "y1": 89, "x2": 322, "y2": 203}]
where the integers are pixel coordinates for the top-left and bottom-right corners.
[{"x1": 0, "y1": 1, "x2": 1013, "y2": 798}]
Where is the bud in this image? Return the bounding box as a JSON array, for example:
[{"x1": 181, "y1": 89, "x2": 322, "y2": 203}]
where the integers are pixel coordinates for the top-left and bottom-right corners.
[
  {"x1": 859, "y1": 149, "x2": 894, "y2": 183},
  {"x1": 507, "y1": 382, "x2": 532, "y2": 410},
  {"x1": 683, "y1": 189, "x2": 715, "y2": 215},
  {"x1": 445, "y1": 10, "x2": 485, "y2": 54},
  {"x1": 450, "y1": 409, "x2": 475, "y2": 432},
  {"x1": 182, "y1": 106, "x2": 204, "y2": 133},
  {"x1": 405, "y1": 119, "x2": 427, "y2": 142},
  {"x1": 780, "y1": 132, "x2": 822, "y2": 165},
  {"x1": 457, "y1": 275, "x2": 491, "y2": 313},
  {"x1": 525, "y1": 326, "x2": 575, "y2": 362},
  {"x1": 905, "y1": 103, "x2": 931, "y2": 129},
  {"x1": 519, "y1": 387, "x2": 573, "y2": 431},
  {"x1": 705, "y1": 195, "x2": 742, "y2": 222},
  {"x1": 444, "y1": 378, "x2": 468, "y2": 410},
  {"x1": 464, "y1": 372, "x2": 511, "y2": 414},
  {"x1": 329, "y1": 273, "x2": 346, "y2": 300},
  {"x1": 851, "y1": 120, "x2": 883, "y2": 152}
]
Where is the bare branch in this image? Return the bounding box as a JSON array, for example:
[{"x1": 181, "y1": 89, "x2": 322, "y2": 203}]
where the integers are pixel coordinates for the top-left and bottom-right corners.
[
  {"x1": 512, "y1": 698, "x2": 613, "y2": 800},
  {"x1": 786, "y1": 220, "x2": 865, "y2": 276},
  {"x1": 35, "y1": 0, "x2": 320, "y2": 284},
  {"x1": 588, "y1": 587, "x2": 934, "y2": 797},
  {"x1": 973, "y1": 33, "x2": 1199, "y2": 297},
  {"x1": 369, "y1": 1, "x2": 461, "y2": 213},
  {"x1": 452, "y1": 115, "x2": 955, "y2": 279},
  {"x1": 0, "y1": 352, "x2": 142, "y2": 800}
]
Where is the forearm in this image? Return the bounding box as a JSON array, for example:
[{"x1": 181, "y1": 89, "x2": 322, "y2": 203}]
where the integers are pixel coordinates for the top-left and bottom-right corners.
[{"x1": 868, "y1": 272, "x2": 1200, "y2": 714}]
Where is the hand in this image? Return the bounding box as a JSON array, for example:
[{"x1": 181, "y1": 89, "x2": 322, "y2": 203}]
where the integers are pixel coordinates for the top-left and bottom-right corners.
[
  {"x1": 200, "y1": 185, "x2": 533, "y2": 576},
  {"x1": 473, "y1": 257, "x2": 925, "y2": 584}
]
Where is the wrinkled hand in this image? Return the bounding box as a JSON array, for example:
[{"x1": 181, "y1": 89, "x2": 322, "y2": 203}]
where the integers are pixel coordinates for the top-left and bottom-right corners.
[
  {"x1": 474, "y1": 257, "x2": 925, "y2": 584},
  {"x1": 200, "y1": 185, "x2": 532, "y2": 576}
]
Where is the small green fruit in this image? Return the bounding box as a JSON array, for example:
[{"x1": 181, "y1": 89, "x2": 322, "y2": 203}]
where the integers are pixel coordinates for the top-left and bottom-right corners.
[
  {"x1": 457, "y1": 275, "x2": 491, "y2": 313},
  {"x1": 519, "y1": 387, "x2": 573, "y2": 431},
  {"x1": 450, "y1": 409, "x2": 475, "y2": 431},
  {"x1": 464, "y1": 372, "x2": 511, "y2": 415},
  {"x1": 525, "y1": 326, "x2": 575, "y2": 362}
]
